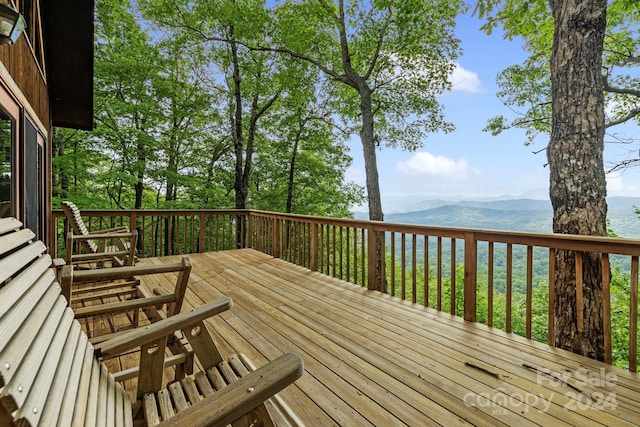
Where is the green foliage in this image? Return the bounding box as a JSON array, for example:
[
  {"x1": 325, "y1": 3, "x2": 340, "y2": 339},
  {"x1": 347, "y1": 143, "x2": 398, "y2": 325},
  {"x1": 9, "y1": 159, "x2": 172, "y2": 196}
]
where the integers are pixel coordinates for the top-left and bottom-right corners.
[
  {"x1": 53, "y1": 0, "x2": 364, "y2": 217},
  {"x1": 474, "y1": 0, "x2": 640, "y2": 153},
  {"x1": 270, "y1": 0, "x2": 463, "y2": 151}
]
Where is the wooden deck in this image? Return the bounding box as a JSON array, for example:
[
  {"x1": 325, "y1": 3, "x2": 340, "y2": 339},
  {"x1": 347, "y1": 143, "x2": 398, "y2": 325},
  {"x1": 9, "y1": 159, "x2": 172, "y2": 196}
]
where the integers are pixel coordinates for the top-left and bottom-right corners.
[{"x1": 135, "y1": 249, "x2": 640, "y2": 426}]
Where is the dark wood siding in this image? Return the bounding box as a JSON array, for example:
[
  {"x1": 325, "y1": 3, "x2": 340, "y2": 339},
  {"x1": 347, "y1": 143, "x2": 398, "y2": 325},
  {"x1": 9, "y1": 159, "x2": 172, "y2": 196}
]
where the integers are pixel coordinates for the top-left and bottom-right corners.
[{"x1": 0, "y1": 40, "x2": 49, "y2": 134}]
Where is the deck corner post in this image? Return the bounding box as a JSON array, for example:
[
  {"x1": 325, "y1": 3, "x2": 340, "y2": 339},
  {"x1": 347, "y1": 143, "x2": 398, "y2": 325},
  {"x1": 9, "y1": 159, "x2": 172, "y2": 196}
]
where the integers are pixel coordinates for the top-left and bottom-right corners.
[
  {"x1": 246, "y1": 212, "x2": 253, "y2": 249},
  {"x1": 198, "y1": 212, "x2": 206, "y2": 253},
  {"x1": 367, "y1": 225, "x2": 379, "y2": 291},
  {"x1": 464, "y1": 232, "x2": 477, "y2": 322},
  {"x1": 310, "y1": 220, "x2": 318, "y2": 271},
  {"x1": 273, "y1": 216, "x2": 281, "y2": 258}
]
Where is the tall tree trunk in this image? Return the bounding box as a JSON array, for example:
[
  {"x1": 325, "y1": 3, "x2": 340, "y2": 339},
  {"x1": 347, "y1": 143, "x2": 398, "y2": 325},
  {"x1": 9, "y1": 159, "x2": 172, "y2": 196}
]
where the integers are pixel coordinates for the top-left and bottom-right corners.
[
  {"x1": 548, "y1": 0, "x2": 608, "y2": 360},
  {"x1": 286, "y1": 134, "x2": 300, "y2": 214},
  {"x1": 358, "y1": 84, "x2": 385, "y2": 292},
  {"x1": 134, "y1": 139, "x2": 145, "y2": 210}
]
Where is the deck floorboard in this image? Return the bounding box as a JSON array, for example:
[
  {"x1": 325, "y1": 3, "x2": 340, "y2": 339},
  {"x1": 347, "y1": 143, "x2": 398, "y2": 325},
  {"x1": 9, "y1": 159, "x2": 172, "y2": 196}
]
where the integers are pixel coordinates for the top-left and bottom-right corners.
[{"x1": 135, "y1": 249, "x2": 640, "y2": 426}]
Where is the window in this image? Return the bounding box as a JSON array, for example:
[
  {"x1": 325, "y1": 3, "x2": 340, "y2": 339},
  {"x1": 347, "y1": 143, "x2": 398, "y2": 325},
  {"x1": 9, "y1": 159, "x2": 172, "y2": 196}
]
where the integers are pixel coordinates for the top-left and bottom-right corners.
[
  {"x1": 0, "y1": 110, "x2": 12, "y2": 218},
  {"x1": 24, "y1": 119, "x2": 43, "y2": 236}
]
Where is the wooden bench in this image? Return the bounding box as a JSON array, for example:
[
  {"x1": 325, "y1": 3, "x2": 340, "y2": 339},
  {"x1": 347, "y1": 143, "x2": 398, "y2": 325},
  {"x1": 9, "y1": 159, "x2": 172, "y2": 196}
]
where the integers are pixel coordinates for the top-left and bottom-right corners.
[{"x1": 0, "y1": 218, "x2": 303, "y2": 426}]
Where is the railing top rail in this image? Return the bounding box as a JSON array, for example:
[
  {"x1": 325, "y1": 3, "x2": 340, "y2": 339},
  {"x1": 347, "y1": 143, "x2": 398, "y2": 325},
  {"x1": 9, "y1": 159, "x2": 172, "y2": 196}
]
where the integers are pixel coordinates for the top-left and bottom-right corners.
[{"x1": 53, "y1": 208, "x2": 640, "y2": 257}]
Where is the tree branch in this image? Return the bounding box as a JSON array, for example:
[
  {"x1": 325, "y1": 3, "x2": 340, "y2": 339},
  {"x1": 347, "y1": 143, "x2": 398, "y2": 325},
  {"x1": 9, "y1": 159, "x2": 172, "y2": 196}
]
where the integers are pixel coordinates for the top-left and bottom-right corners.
[{"x1": 603, "y1": 75, "x2": 640, "y2": 98}]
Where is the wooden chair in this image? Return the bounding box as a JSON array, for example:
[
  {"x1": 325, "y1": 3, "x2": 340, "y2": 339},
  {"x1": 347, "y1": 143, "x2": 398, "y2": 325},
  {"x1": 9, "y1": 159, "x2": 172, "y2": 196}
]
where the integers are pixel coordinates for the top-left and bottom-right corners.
[
  {"x1": 60, "y1": 257, "x2": 192, "y2": 337},
  {"x1": 0, "y1": 217, "x2": 304, "y2": 426},
  {"x1": 61, "y1": 200, "x2": 137, "y2": 267}
]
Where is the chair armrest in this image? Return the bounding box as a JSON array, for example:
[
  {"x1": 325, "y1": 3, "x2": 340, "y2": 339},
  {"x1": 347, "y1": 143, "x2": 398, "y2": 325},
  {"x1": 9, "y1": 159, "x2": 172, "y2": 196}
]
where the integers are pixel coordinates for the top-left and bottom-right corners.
[
  {"x1": 65, "y1": 257, "x2": 189, "y2": 283},
  {"x1": 69, "y1": 251, "x2": 131, "y2": 262},
  {"x1": 88, "y1": 225, "x2": 130, "y2": 234},
  {"x1": 69, "y1": 231, "x2": 136, "y2": 241},
  {"x1": 159, "y1": 353, "x2": 304, "y2": 427},
  {"x1": 73, "y1": 294, "x2": 177, "y2": 319},
  {"x1": 95, "y1": 297, "x2": 233, "y2": 358}
]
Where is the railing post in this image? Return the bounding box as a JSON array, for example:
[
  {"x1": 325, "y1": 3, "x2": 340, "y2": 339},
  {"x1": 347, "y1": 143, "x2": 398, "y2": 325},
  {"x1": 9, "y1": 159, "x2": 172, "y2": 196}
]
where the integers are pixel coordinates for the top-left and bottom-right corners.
[
  {"x1": 367, "y1": 225, "x2": 377, "y2": 291},
  {"x1": 310, "y1": 220, "x2": 318, "y2": 271},
  {"x1": 272, "y1": 217, "x2": 281, "y2": 258},
  {"x1": 130, "y1": 211, "x2": 139, "y2": 254},
  {"x1": 464, "y1": 232, "x2": 477, "y2": 322},
  {"x1": 246, "y1": 212, "x2": 253, "y2": 248},
  {"x1": 198, "y1": 212, "x2": 206, "y2": 253}
]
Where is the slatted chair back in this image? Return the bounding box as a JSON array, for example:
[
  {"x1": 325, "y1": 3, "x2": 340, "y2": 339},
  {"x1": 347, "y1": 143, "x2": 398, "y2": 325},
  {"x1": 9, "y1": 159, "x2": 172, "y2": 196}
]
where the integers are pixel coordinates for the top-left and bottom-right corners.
[
  {"x1": 61, "y1": 200, "x2": 105, "y2": 253},
  {"x1": 0, "y1": 217, "x2": 132, "y2": 426},
  {"x1": 61, "y1": 201, "x2": 137, "y2": 267}
]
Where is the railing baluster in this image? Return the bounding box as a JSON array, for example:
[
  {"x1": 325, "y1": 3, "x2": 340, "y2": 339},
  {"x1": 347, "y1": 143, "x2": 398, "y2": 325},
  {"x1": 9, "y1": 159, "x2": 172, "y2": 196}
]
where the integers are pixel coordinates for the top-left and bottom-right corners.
[
  {"x1": 339, "y1": 226, "x2": 344, "y2": 280},
  {"x1": 488, "y1": 242, "x2": 494, "y2": 327},
  {"x1": 575, "y1": 251, "x2": 584, "y2": 333},
  {"x1": 630, "y1": 256, "x2": 638, "y2": 373},
  {"x1": 526, "y1": 245, "x2": 533, "y2": 339},
  {"x1": 390, "y1": 231, "x2": 396, "y2": 297},
  {"x1": 412, "y1": 234, "x2": 417, "y2": 304},
  {"x1": 332, "y1": 225, "x2": 336, "y2": 277},
  {"x1": 548, "y1": 248, "x2": 556, "y2": 346},
  {"x1": 345, "y1": 227, "x2": 350, "y2": 282},
  {"x1": 360, "y1": 228, "x2": 365, "y2": 287},
  {"x1": 506, "y1": 243, "x2": 512, "y2": 333},
  {"x1": 451, "y1": 238, "x2": 456, "y2": 316},
  {"x1": 602, "y1": 253, "x2": 612, "y2": 365},
  {"x1": 424, "y1": 235, "x2": 429, "y2": 307},
  {"x1": 437, "y1": 236, "x2": 442, "y2": 311},
  {"x1": 401, "y1": 233, "x2": 406, "y2": 300}
]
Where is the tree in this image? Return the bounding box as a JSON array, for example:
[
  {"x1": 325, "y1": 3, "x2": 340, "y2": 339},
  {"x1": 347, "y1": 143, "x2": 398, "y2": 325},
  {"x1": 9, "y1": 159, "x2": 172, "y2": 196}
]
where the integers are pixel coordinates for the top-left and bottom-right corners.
[
  {"x1": 263, "y1": 0, "x2": 462, "y2": 224},
  {"x1": 478, "y1": 0, "x2": 640, "y2": 172},
  {"x1": 252, "y1": 0, "x2": 461, "y2": 290},
  {"x1": 94, "y1": 0, "x2": 164, "y2": 209},
  {"x1": 251, "y1": 93, "x2": 365, "y2": 217},
  {"x1": 476, "y1": 0, "x2": 609, "y2": 360},
  {"x1": 548, "y1": 0, "x2": 608, "y2": 360}
]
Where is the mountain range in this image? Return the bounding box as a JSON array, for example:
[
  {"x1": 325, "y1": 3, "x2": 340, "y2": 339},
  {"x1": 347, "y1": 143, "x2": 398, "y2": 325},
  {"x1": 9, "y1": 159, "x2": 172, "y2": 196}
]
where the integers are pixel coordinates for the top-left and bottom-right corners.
[{"x1": 354, "y1": 197, "x2": 640, "y2": 238}]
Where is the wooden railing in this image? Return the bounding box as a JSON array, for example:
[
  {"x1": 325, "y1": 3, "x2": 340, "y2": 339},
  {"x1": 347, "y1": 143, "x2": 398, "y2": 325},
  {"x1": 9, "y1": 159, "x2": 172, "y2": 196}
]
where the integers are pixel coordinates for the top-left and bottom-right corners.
[
  {"x1": 52, "y1": 208, "x2": 640, "y2": 371},
  {"x1": 52, "y1": 209, "x2": 247, "y2": 258}
]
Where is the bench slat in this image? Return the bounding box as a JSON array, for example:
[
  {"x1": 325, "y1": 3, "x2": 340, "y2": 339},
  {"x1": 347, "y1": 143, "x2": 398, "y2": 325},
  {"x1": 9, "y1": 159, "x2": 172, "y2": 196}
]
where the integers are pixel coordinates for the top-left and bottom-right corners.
[
  {"x1": 0, "y1": 296, "x2": 67, "y2": 412},
  {"x1": 180, "y1": 376, "x2": 201, "y2": 405},
  {"x1": 39, "y1": 323, "x2": 83, "y2": 425},
  {"x1": 0, "y1": 217, "x2": 22, "y2": 235},
  {"x1": 97, "y1": 364, "x2": 110, "y2": 427},
  {"x1": 143, "y1": 393, "x2": 161, "y2": 427},
  {"x1": 0, "y1": 228, "x2": 35, "y2": 258},
  {"x1": 0, "y1": 266, "x2": 56, "y2": 356},
  {"x1": 82, "y1": 358, "x2": 102, "y2": 426},
  {"x1": 168, "y1": 382, "x2": 189, "y2": 413},
  {"x1": 0, "y1": 240, "x2": 47, "y2": 283},
  {"x1": 13, "y1": 307, "x2": 75, "y2": 426},
  {"x1": 157, "y1": 389, "x2": 175, "y2": 421},
  {"x1": 67, "y1": 342, "x2": 94, "y2": 427},
  {"x1": 0, "y1": 257, "x2": 53, "y2": 317}
]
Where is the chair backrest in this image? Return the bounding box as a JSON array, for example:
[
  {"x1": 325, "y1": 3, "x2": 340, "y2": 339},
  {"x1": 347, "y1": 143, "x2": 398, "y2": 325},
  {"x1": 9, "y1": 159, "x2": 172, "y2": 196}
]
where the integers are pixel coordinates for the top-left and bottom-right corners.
[
  {"x1": 0, "y1": 217, "x2": 132, "y2": 426},
  {"x1": 61, "y1": 200, "x2": 99, "y2": 254}
]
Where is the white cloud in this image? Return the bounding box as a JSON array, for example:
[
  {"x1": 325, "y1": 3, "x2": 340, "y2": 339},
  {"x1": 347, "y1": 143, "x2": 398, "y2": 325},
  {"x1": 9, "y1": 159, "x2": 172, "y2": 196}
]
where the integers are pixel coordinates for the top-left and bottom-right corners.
[
  {"x1": 345, "y1": 166, "x2": 366, "y2": 186},
  {"x1": 449, "y1": 63, "x2": 482, "y2": 93},
  {"x1": 606, "y1": 172, "x2": 640, "y2": 196},
  {"x1": 396, "y1": 152, "x2": 471, "y2": 180}
]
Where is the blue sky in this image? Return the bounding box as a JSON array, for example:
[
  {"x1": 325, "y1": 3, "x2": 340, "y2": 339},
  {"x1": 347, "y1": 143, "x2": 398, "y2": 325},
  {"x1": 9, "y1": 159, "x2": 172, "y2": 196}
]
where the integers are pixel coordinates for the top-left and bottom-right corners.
[{"x1": 346, "y1": 13, "x2": 640, "y2": 212}]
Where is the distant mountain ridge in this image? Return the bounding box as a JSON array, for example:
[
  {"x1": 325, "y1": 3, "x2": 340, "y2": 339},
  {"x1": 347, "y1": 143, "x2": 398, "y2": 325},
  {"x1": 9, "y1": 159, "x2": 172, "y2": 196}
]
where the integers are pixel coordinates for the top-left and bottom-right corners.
[{"x1": 353, "y1": 197, "x2": 640, "y2": 238}]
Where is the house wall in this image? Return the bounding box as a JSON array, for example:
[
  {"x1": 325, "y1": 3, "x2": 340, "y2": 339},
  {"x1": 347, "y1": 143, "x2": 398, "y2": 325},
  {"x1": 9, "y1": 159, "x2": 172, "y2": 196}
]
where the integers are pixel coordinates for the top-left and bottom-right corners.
[
  {"x1": 0, "y1": 39, "x2": 49, "y2": 133},
  {"x1": 0, "y1": 35, "x2": 52, "y2": 247}
]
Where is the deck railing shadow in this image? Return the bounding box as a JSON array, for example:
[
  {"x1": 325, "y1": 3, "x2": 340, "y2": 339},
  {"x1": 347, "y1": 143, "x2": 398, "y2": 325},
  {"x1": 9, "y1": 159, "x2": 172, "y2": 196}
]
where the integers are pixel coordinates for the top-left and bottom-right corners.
[{"x1": 52, "y1": 208, "x2": 640, "y2": 372}]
